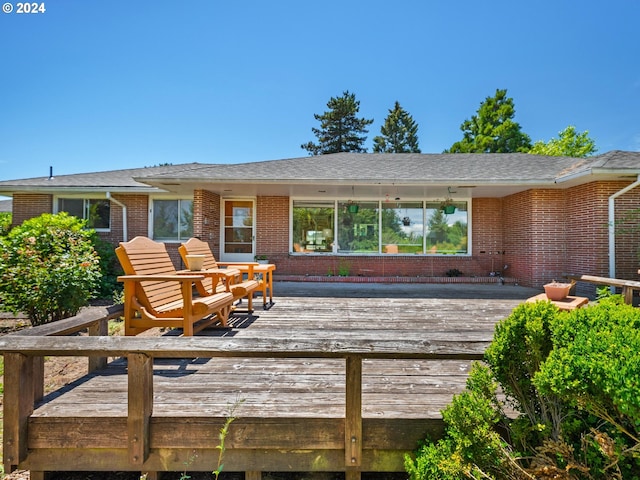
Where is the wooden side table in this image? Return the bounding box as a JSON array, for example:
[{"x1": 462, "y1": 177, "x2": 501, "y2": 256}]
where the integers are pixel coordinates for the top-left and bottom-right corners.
[
  {"x1": 526, "y1": 293, "x2": 589, "y2": 311},
  {"x1": 224, "y1": 263, "x2": 276, "y2": 309}
]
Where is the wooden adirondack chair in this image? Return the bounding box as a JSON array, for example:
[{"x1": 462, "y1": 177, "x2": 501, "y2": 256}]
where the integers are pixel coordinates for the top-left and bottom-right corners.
[
  {"x1": 178, "y1": 237, "x2": 260, "y2": 312},
  {"x1": 115, "y1": 236, "x2": 235, "y2": 336}
]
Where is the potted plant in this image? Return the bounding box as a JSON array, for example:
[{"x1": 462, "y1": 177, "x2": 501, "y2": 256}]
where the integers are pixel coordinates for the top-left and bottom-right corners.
[
  {"x1": 439, "y1": 198, "x2": 456, "y2": 215},
  {"x1": 255, "y1": 254, "x2": 269, "y2": 264},
  {"x1": 543, "y1": 281, "x2": 573, "y2": 300}
]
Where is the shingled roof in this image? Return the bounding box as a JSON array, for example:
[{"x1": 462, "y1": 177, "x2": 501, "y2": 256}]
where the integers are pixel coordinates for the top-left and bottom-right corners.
[
  {"x1": 135, "y1": 152, "x2": 594, "y2": 184},
  {"x1": 0, "y1": 151, "x2": 638, "y2": 198}
]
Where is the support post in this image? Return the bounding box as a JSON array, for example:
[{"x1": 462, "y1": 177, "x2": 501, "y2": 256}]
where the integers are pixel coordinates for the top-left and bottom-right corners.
[
  {"x1": 88, "y1": 317, "x2": 109, "y2": 372},
  {"x1": 345, "y1": 354, "x2": 362, "y2": 472},
  {"x1": 3, "y1": 353, "x2": 35, "y2": 473},
  {"x1": 128, "y1": 353, "x2": 153, "y2": 466}
]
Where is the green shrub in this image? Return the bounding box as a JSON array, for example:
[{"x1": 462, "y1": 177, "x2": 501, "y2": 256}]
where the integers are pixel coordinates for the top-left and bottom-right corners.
[
  {"x1": 406, "y1": 299, "x2": 640, "y2": 479},
  {"x1": 0, "y1": 212, "x2": 101, "y2": 326},
  {"x1": 90, "y1": 234, "x2": 123, "y2": 299},
  {"x1": 0, "y1": 211, "x2": 11, "y2": 236}
]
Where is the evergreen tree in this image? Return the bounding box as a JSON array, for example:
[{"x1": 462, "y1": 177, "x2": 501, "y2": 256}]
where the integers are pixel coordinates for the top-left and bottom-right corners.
[
  {"x1": 447, "y1": 88, "x2": 531, "y2": 153},
  {"x1": 301, "y1": 91, "x2": 374, "y2": 155},
  {"x1": 373, "y1": 101, "x2": 421, "y2": 153},
  {"x1": 529, "y1": 125, "x2": 597, "y2": 157}
]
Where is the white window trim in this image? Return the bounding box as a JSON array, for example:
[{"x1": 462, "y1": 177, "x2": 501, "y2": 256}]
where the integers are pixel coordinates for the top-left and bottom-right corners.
[
  {"x1": 290, "y1": 197, "x2": 472, "y2": 256},
  {"x1": 53, "y1": 195, "x2": 112, "y2": 232},
  {"x1": 148, "y1": 196, "x2": 195, "y2": 243}
]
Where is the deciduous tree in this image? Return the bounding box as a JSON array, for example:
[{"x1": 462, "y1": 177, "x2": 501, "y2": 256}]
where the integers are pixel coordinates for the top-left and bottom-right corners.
[
  {"x1": 301, "y1": 91, "x2": 374, "y2": 155},
  {"x1": 447, "y1": 88, "x2": 531, "y2": 153},
  {"x1": 529, "y1": 125, "x2": 597, "y2": 157},
  {"x1": 373, "y1": 101, "x2": 421, "y2": 153}
]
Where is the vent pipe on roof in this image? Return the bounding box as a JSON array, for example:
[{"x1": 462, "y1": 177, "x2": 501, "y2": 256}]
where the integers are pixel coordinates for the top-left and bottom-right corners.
[
  {"x1": 48, "y1": 166, "x2": 54, "y2": 180},
  {"x1": 608, "y1": 175, "x2": 640, "y2": 279},
  {"x1": 106, "y1": 192, "x2": 127, "y2": 242}
]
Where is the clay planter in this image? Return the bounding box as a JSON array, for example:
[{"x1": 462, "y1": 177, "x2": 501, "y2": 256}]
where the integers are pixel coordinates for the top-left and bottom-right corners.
[
  {"x1": 544, "y1": 282, "x2": 572, "y2": 301},
  {"x1": 185, "y1": 254, "x2": 205, "y2": 271}
]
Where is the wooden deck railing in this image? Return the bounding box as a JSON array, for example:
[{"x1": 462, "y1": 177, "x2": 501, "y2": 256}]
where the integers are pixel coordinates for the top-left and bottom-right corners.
[
  {"x1": 564, "y1": 273, "x2": 640, "y2": 304},
  {"x1": 0, "y1": 333, "x2": 488, "y2": 480}
]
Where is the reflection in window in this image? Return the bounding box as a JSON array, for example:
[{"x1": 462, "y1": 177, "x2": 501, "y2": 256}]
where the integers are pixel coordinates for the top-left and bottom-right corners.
[
  {"x1": 291, "y1": 200, "x2": 469, "y2": 254},
  {"x1": 57, "y1": 198, "x2": 110, "y2": 230},
  {"x1": 337, "y1": 201, "x2": 379, "y2": 253},
  {"x1": 152, "y1": 199, "x2": 193, "y2": 241},
  {"x1": 425, "y1": 202, "x2": 468, "y2": 254},
  {"x1": 382, "y1": 202, "x2": 423, "y2": 253},
  {"x1": 292, "y1": 201, "x2": 334, "y2": 253}
]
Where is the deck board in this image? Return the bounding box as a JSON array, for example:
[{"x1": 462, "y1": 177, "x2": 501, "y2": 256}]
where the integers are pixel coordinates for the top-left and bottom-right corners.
[
  {"x1": 31, "y1": 292, "x2": 522, "y2": 420},
  {"x1": 10, "y1": 284, "x2": 532, "y2": 474}
]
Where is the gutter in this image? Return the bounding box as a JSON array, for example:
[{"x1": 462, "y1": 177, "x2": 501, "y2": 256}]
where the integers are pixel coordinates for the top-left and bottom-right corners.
[
  {"x1": 608, "y1": 175, "x2": 640, "y2": 278},
  {"x1": 106, "y1": 192, "x2": 127, "y2": 242}
]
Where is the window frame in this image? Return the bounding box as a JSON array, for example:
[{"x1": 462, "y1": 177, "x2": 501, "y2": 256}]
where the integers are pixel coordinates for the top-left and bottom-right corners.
[
  {"x1": 54, "y1": 195, "x2": 111, "y2": 232},
  {"x1": 290, "y1": 198, "x2": 471, "y2": 255},
  {"x1": 149, "y1": 196, "x2": 194, "y2": 243}
]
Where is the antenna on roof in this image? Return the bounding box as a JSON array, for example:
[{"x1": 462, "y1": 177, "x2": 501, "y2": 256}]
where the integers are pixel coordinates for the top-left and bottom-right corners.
[{"x1": 48, "y1": 166, "x2": 54, "y2": 180}]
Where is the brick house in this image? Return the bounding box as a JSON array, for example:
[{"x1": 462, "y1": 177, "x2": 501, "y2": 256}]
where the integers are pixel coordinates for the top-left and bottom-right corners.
[{"x1": 1, "y1": 151, "x2": 639, "y2": 289}]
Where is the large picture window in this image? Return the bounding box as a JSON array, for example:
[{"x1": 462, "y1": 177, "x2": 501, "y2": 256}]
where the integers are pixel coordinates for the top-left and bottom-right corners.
[
  {"x1": 337, "y1": 201, "x2": 379, "y2": 253},
  {"x1": 152, "y1": 199, "x2": 193, "y2": 241},
  {"x1": 292, "y1": 201, "x2": 335, "y2": 252},
  {"x1": 57, "y1": 198, "x2": 110, "y2": 230},
  {"x1": 382, "y1": 201, "x2": 423, "y2": 253},
  {"x1": 291, "y1": 199, "x2": 469, "y2": 255},
  {"x1": 425, "y1": 201, "x2": 468, "y2": 254}
]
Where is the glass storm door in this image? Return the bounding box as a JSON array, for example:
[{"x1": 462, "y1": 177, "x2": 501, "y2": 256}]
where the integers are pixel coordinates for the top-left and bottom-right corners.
[{"x1": 221, "y1": 199, "x2": 255, "y2": 262}]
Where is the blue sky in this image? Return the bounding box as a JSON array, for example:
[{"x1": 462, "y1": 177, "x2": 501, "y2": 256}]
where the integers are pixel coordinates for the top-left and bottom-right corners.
[{"x1": 1, "y1": 0, "x2": 639, "y2": 182}]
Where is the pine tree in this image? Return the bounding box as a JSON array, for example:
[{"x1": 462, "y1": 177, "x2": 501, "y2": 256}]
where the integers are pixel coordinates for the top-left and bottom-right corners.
[
  {"x1": 447, "y1": 89, "x2": 531, "y2": 153},
  {"x1": 301, "y1": 91, "x2": 374, "y2": 155},
  {"x1": 373, "y1": 101, "x2": 421, "y2": 153}
]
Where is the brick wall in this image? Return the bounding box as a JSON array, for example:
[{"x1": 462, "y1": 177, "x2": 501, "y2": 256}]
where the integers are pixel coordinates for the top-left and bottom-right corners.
[
  {"x1": 9, "y1": 180, "x2": 640, "y2": 288},
  {"x1": 11, "y1": 194, "x2": 53, "y2": 225},
  {"x1": 193, "y1": 190, "x2": 221, "y2": 257},
  {"x1": 256, "y1": 196, "x2": 289, "y2": 258}
]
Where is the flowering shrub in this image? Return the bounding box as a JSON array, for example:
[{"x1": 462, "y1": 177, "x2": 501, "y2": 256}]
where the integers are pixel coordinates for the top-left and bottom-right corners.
[{"x1": 0, "y1": 212, "x2": 101, "y2": 326}]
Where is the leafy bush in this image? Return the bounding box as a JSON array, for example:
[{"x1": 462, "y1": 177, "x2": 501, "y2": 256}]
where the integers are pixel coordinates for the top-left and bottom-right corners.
[
  {"x1": 0, "y1": 212, "x2": 101, "y2": 326},
  {"x1": 0, "y1": 211, "x2": 11, "y2": 236},
  {"x1": 90, "y1": 233, "x2": 123, "y2": 299},
  {"x1": 406, "y1": 299, "x2": 640, "y2": 479}
]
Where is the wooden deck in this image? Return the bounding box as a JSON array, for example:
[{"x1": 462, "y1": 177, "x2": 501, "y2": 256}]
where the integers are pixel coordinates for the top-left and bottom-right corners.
[{"x1": 2, "y1": 283, "x2": 534, "y2": 479}]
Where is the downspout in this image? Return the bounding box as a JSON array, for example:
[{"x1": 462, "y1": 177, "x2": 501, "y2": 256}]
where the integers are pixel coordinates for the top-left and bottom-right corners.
[
  {"x1": 608, "y1": 175, "x2": 640, "y2": 278},
  {"x1": 106, "y1": 192, "x2": 127, "y2": 242}
]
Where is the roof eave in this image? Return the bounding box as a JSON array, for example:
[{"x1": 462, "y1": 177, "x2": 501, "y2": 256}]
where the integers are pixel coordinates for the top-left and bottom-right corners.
[
  {"x1": 0, "y1": 186, "x2": 168, "y2": 196},
  {"x1": 555, "y1": 167, "x2": 640, "y2": 184}
]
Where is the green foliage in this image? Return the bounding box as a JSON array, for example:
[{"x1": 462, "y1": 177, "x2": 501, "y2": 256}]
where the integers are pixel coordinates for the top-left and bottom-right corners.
[
  {"x1": 485, "y1": 301, "x2": 563, "y2": 446},
  {"x1": 91, "y1": 234, "x2": 123, "y2": 299},
  {"x1": 301, "y1": 90, "x2": 374, "y2": 155},
  {"x1": 405, "y1": 363, "x2": 519, "y2": 479},
  {"x1": 447, "y1": 88, "x2": 532, "y2": 154},
  {"x1": 535, "y1": 298, "x2": 640, "y2": 445},
  {"x1": 373, "y1": 101, "x2": 421, "y2": 153},
  {"x1": 408, "y1": 300, "x2": 640, "y2": 479},
  {"x1": 0, "y1": 212, "x2": 101, "y2": 326},
  {"x1": 529, "y1": 125, "x2": 597, "y2": 157},
  {"x1": 0, "y1": 211, "x2": 11, "y2": 236}
]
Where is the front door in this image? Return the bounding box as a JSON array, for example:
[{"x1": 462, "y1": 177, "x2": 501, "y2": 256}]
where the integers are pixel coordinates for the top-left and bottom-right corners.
[{"x1": 221, "y1": 199, "x2": 255, "y2": 262}]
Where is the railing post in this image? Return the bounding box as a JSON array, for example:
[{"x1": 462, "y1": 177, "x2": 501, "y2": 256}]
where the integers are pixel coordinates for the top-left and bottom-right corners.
[
  {"x1": 345, "y1": 354, "x2": 362, "y2": 473},
  {"x1": 3, "y1": 353, "x2": 35, "y2": 473},
  {"x1": 128, "y1": 352, "x2": 153, "y2": 466},
  {"x1": 88, "y1": 317, "x2": 109, "y2": 372}
]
